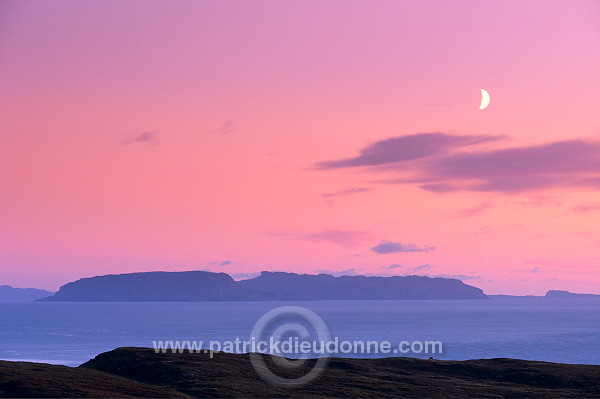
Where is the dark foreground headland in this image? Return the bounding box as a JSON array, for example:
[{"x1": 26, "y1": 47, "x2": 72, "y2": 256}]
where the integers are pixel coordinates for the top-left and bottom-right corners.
[{"x1": 1, "y1": 348, "x2": 599, "y2": 398}]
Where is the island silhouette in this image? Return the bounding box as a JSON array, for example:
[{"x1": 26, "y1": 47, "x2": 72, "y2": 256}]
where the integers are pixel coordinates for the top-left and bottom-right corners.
[{"x1": 38, "y1": 270, "x2": 487, "y2": 301}]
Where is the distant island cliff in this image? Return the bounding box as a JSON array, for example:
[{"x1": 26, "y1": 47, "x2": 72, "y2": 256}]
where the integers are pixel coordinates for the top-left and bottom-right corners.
[
  {"x1": 0, "y1": 285, "x2": 54, "y2": 301},
  {"x1": 38, "y1": 271, "x2": 306, "y2": 302},
  {"x1": 38, "y1": 270, "x2": 487, "y2": 302},
  {"x1": 239, "y1": 271, "x2": 487, "y2": 300},
  {"x1": 545, "y1": 290, "x2": 600, "y2": 298}
]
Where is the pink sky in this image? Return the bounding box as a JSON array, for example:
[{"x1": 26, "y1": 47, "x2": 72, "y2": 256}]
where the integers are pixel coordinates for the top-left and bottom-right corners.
[{"x1": 1, "y1": 0, "x2": 599, "y2": 294}]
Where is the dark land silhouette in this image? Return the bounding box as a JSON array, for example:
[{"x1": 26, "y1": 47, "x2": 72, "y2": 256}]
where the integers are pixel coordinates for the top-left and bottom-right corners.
[
  {"x1": 38, "y1": 271, "x2": 306, "y2": 302},
  {"x1": 2, "y1": 347, "x2": 599, "y2": 398},
  {"x1": 38, "y1": 270, "x2": 487, "y2": 301},
  {"x1": 545, "y1": 290, "x2": 600, "y2": 298},
  {"x1": 239, "y1": 271, "x2": 487, "y2": 299},
  {"x1": 0, "y1": 285, "x2": 53, "y2": 301}
]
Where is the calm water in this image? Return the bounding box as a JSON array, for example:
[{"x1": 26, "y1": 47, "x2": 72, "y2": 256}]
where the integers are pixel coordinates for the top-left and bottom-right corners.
[{"x1": 0, "y1": 298, "x2": 598, "y2": 366}]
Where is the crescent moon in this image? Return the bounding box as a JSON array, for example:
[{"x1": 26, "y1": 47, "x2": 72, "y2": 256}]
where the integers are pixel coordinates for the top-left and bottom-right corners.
[{"x1": 479, "y1": 89, "x2": 490, "y2": 110}]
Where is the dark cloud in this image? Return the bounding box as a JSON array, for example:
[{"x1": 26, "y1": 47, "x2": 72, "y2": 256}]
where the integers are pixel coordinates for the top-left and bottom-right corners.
[
  {"x1": 370, "y1": 240, "x2": 436, "y2": 254},
  {"x1": 317, "y1": 133, "x2": 600, "y2": 194},
  {"x1": 315, "y1": 133, "x2": 502, "y2": 170},
  {"x1": 122, "y1": 131, "x2": 158, "y2": 145},
  {"x1": 422, "y1": 140, "x2": 600, "y2": 192},
  {"x1": 322, "y1": 187, "x2": 371, "y2": 198}
]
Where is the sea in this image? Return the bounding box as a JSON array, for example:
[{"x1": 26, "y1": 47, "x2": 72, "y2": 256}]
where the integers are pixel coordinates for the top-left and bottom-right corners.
[{"x1": 0, "y1": 297, "x2": 598, "y2": 366}]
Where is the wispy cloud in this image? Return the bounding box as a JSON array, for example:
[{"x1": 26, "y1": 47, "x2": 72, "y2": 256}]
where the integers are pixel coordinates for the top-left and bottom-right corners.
[
  {"x1": 312, "y1": 268, "x2": 361, "y2": 276},
  {"x1": 209, "y1": 260, "x2": 232, "y2": 266},
  {"x1": 230, "y1": 272, "x2": 261, "y2": 280},
  {"x1": 411, "y1": 264, "x2": 432, "y2": 271},
  {"x1": 315, "y1": 133, "x2": 501, "y2": 170},
  {"x1": 122, "y1": 131, "x2": 158, "y2": 145},
  {"x1": 273, "y1": 229, "x2": 369, "y2": 248},
  {"x1": 370, "y1": 240, "x2": 436, "y2": 254},
  {"x1": 313, "y1": 268, "x2": 412, "y2": 278},
  {"x1": 524, "y1": 259, "x2": 600, "y2": 276},
  {"x1": 427, "y1": 273, "x2": 483, "y2": 281},
  {"x1": 456, "y1": 202, "x2": 492, "y2": 218},
  {"x1": 322, "y1": 187, "x2": 371, "y2": 198},
  {"x1": 212, "y1": 119, "x2": 235, "y2": 134},
  {"x1": 573, "y1": 204, "x2": 600, "y2": 214},
  {"x1": 382, "y1": 264, "x2": 403, "y2": 270},
  {"x1": 317, "y1": 133, "x2": 600, "y2": 194}
]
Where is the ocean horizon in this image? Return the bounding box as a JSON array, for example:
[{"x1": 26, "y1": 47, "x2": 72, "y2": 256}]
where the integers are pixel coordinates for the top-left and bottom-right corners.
[{"x1": 1, "y1": 297, "x2": 598, "y2": 367}]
